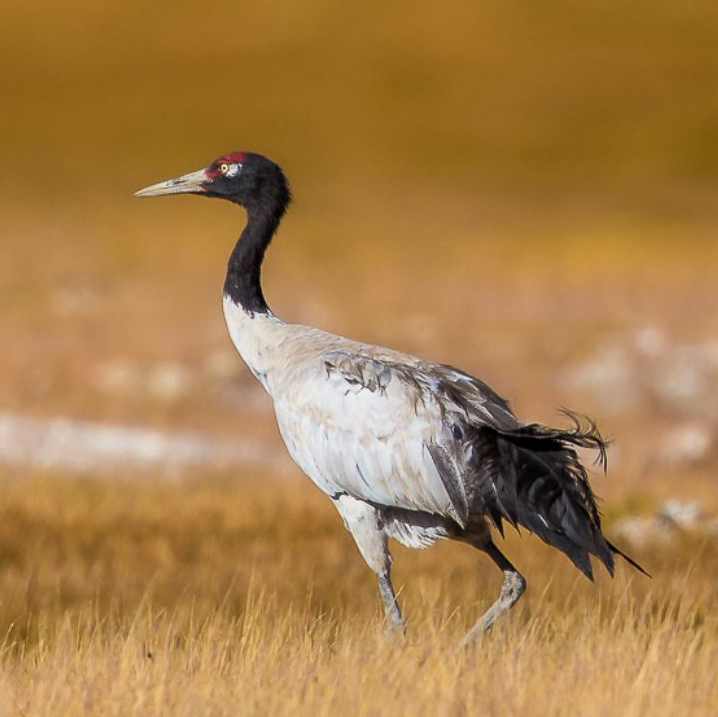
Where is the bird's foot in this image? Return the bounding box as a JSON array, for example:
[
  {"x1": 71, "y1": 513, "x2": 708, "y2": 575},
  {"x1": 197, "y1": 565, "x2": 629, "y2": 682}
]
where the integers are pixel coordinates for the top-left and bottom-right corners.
[
  {"x1": 458, "y1": 569, "x2": 526, "y2": 649},
  {"x1": 384, "y1": 613, "x2": 406, "y2": 640}
]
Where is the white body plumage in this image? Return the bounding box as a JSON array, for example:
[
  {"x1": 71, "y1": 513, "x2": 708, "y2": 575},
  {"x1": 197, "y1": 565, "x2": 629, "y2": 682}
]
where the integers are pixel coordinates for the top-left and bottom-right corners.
[{"x1": 223, "y1": 297, "x2": 477, "y2": 552}]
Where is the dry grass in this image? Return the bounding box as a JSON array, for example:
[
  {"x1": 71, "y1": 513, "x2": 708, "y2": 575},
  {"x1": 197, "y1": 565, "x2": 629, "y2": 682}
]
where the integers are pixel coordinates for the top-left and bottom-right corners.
[
  {"x1": 3, "y1": 0, "x2": 718, "y2": 713},
  {"x1": 0, "y1": 472, "x2": 716, "y2": 716}
]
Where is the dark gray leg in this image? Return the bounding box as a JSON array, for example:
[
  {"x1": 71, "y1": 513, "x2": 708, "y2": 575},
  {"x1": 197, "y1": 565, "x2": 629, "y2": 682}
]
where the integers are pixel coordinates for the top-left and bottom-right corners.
[
  {"x1": 460, "y1": 541, "x2": 526, "y2": 646},
  {"x1": 378, "y1": 570, "x2": 405, "y2": 635}
]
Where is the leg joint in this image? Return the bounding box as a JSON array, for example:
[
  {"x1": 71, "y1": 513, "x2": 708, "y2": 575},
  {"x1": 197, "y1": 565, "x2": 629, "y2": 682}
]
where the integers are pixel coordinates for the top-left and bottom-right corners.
[{"x1": 503, "y1": 570, "x2": 526, "y2": 602}]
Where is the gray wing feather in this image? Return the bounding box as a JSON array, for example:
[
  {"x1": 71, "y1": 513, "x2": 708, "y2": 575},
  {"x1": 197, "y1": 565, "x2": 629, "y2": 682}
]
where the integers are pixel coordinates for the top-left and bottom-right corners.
[
  {"x1": 274, "y1": 348, "x2": 518, "y2": 527},
  {"x1": 426, "y1": 443, "x2": 469, "y2": 526}
]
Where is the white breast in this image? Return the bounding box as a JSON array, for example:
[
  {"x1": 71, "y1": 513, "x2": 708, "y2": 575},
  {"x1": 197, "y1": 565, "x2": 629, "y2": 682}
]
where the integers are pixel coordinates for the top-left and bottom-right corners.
[
  {"x1": 222, "y1": 295, "x2": 340, "y2": 395},
  {"x1": 222, "y1": 296, "x2": 290, "y2": 394}
]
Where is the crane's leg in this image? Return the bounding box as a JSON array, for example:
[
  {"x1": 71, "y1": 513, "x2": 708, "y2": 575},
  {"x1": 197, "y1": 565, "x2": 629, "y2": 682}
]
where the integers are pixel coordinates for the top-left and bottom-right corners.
[
  {"x1": 377, "y1": 570, "x2": 404, "y2": 634},
  {"x1": 460, "y1": 540, "x2": 526, "y2": 647},
  {"x1": 332, "y1": 494, "x2": 405, "y2": 635}
]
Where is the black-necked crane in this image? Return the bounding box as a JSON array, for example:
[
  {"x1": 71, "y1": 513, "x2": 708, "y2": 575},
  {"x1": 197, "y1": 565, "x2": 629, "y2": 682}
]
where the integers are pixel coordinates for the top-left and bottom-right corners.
[{"x1": 136, "y1": 152, "x2": 646, "y2": 644}]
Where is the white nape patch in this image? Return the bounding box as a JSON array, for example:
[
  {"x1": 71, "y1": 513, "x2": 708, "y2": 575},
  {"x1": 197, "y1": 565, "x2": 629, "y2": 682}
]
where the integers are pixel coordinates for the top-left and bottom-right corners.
[{"x1": 226, "y1": 163, "x2": 242, "y2": 178}]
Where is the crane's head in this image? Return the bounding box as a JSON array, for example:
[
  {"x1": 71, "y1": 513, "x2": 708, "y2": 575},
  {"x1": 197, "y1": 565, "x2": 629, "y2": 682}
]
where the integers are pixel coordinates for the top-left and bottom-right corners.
[{"x1": 135, "y1": 152, "x2": 291, "y2": 212}]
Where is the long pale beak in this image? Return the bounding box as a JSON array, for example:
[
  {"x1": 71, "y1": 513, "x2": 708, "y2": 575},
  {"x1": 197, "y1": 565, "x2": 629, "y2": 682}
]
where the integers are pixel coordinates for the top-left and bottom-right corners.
[{"x1": 134, "y1": 168, "x2": 210, "y2": 198}]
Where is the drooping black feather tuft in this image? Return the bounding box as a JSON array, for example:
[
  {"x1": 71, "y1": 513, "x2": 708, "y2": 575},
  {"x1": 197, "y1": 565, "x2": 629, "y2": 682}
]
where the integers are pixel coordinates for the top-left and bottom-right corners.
[
  {"x1": 606, "y1": 539, "x2": 651, "y2": 577},
  {"x1": 464, "y1": 411, "x2": 644, "y2": 580},
  {"x1": 499, "y1": 408, "x2": 609, "y2": 473}
]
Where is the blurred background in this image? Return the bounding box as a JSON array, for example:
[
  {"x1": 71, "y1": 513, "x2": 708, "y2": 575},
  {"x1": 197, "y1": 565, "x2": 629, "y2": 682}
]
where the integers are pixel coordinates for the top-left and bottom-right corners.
[
  {"x1": 2, "y1": 0, "x2": 718, "y2": 486},
  {"x1": 1, "y1": 0, "x2": 718, "y2": 643}
]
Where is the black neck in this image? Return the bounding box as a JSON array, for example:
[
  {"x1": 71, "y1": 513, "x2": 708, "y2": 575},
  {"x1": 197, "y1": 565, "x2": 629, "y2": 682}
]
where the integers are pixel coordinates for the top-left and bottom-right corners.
[{"x1": 223, "y1": 197, "x2": 288, "y2": 315}]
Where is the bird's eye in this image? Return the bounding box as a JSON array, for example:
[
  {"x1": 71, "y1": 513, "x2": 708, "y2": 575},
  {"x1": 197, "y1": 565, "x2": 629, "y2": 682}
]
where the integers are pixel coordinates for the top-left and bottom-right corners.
[{"x1": 220, "y1": 163, "x2": 230, "y2": 175}]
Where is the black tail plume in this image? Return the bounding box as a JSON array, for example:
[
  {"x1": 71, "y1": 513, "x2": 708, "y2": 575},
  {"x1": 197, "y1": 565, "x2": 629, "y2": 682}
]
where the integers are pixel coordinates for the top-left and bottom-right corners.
[
  {"x1": 606, "y1": 540, "x2": 650, "y2": 577},
  {"x1": 470, "y1": 411, "x2": 643, "y2": 580}
]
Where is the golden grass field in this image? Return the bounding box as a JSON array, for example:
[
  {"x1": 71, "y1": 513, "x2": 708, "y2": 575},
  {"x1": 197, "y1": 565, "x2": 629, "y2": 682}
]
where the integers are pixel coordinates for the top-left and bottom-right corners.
[
  {"x1": 2, "y1": 0, "x2": 718, "y2": 714},
  {"x1": 0, "y1": 472, "x2": 716, "y2": 716}
]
